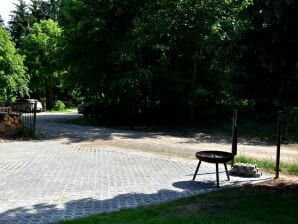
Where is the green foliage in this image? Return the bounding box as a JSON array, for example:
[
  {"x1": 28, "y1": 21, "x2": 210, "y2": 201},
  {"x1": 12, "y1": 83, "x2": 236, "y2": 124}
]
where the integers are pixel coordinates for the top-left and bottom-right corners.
[
  {"x1": 53, "y1": 100, "x2": 65, "y2": 111},
  {"x1": 235, "y1": 156, "x2": 276, "y2": 171},
  {"x1": 0, "y1": 26, "x2": 29, "y2": 101},
  {"x1": 21, "y1": 19, "x2": 63, "y2": 109},
  {"x1": 61, "y1": 0, "x2": 235, "y2": 121},
  {"x1": 235, "y1": 155, "x2": 298, "y2": 175},
  {"x1": 224, "y1": 0, "x2": 298, "y2": 110},
  {"x1": 8, "y1": 0, "x2": 30, "y2": 47},
  {"x1": 3, "y1": 0, "x2": 296, "y2": 127},
  {"x1": 29, "y1": 0, "x2": 62, "y2": 25},
  {"x1": 30, "y1": 0, "x2": 52, "y2": 25}
]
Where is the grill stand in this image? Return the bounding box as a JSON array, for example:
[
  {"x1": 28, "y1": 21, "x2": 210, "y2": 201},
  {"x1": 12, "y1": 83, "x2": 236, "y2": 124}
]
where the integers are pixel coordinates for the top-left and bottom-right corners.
[
  {"x1": 192, "y1": 110, "x2": 237, "y2": 188},
  {"x1": 192, "y1": 160, "x2": 231, "y2": 188}
]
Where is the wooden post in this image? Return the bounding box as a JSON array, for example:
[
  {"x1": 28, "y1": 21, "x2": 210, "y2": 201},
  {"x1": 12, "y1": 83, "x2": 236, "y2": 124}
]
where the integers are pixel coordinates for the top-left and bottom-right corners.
[
  {"x1": 275, "y1": 111, "x2": 282, "y2": 179},
  {"x1": 231, "y1": 109, "x2": 238, "y2": 166}
]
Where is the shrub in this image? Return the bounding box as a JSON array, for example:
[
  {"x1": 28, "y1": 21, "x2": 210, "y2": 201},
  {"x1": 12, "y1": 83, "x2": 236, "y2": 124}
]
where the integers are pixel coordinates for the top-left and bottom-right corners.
[{"x1": 53, "y1": 100, "x2": 65, "y2": 111}]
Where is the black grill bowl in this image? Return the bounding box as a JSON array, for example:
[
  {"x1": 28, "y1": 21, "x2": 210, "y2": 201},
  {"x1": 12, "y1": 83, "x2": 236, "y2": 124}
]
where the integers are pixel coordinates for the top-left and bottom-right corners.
[{"x1": 195, "y1": 151, "x2": 233, "y2": 163}]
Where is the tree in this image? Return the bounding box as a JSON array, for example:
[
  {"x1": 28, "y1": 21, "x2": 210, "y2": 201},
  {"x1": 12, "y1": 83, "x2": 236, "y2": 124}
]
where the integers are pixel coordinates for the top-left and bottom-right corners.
[
  {"x1": 60, "y1": 0, "x2": 228, "y2": 121},
  {"x1": 21, "y1": 19, "x2": 62, "y2": 109},
  {"x1": 225, "y1": 0, "x2": 298, "y2": 110},
  {"x1": 60, "y1": 0, "x2": 152, "y2": 113},
  {"x1": 29, "y1": 0, "x2": 51, "y2": 25},
  {"x1": 29, "y1": 0, "x2": 62, "y2": 25},
  {"x1": 8, "y1": 0, "x2": 30, "y2": 47},
  {"x1": 0, "y1": 27, "x2": 29, "y2": 101},
  {"x1": 0, "y1": 14, "x2": 4, "y2": 27},
  {"x1": 61, "y1": 0, "x2": 297, "y2": 121},
  {"x1": 49, "y1": 0, "x2": 62, "y2": 20},
  {"x1": 128, "y1": 0, "x2": 226, "y2": 121}
]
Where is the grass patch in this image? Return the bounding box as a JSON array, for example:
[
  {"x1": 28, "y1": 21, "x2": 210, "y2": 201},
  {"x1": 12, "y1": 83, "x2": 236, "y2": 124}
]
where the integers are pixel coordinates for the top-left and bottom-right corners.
[
  {"x1": 46, "y1": 108, "x2": 76, "y2": 113},
  {"x1": 235, "y1": 155, "x2": 298, "y2": 175},
  {"x1": 60, "y1": 187, "x2": 298, "y2": 224},
  {"x1": 287, "y1": 163, "x2": 298, "y2": 174},
  {"x1": 68, "y1": 116, "x2": 102, "y2": 126}
]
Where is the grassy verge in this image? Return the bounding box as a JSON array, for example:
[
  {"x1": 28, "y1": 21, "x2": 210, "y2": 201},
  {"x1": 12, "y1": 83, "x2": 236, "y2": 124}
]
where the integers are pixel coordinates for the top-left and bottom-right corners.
[
  {"x1": 68, "y1": 116, "x2": 103, "y2": 126},
  {"x1": 46, "y1": 108, "x2": 76, "y2": 113},
  {"x1": 60, "y1": 186, "x2": 298, "y2": 224},
  {"x1": 235, "y1": 155, "x2": 298, "y2": 175}
]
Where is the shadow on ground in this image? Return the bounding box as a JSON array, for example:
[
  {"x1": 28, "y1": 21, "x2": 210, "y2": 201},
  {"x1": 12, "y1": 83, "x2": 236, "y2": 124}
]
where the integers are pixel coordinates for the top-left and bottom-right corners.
[
  {"x1": 33, "y1": 113, "x2": 273, "y2": 146},
  {"x1": 0, "y1": 181, "x2": 214, "y2": 224},
  {"x1": 0, "y1": 177, "x2": 280, "y2": 224}
]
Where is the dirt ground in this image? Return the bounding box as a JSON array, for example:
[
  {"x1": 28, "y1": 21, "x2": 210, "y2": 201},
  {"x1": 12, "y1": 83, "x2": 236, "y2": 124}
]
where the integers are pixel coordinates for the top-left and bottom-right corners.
[
  {"x1": 78, "y1": 133, "x2": 298, "y2": 164},
  {"x1": 33, "y1": 112, "x2": 298, "y2": 166},
  {"x1": 77, "y1": 132, "x2": 298, "y2": 185},
  {"x1": 252, "y1": 177, "x2": 298, "y2": 192}
]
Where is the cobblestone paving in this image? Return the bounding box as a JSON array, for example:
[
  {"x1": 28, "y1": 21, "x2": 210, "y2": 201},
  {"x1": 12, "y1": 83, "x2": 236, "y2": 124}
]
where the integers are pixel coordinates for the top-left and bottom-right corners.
[{"x1": 0, "y1": 140, "x2": 270, "y2": 223}]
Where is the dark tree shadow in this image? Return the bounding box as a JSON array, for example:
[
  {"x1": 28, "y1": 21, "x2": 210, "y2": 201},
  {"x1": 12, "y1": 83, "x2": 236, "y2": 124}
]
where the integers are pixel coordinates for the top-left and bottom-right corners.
[
  {"x1": 0, "y1": 177, "x2": 276, "y2": 224},
  {"x1": 30, "y1": 113, "x2": 274, "y2": 146},
  {"x1": 0, "y1": 184, "x2": 217, "y2": 224}
]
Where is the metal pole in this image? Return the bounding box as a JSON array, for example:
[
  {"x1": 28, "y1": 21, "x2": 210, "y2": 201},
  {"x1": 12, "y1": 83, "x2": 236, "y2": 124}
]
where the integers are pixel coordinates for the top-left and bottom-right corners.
[
  {"x1": 275, "y1": 111, "x2": 282, "y2": 179},
  {"x1": 216, "y1": 163, "x2": 219, "y2": 188},
  {"x1": 32, "y1": 101, "x2": 37, "y2": 137},
  {"x1": 231, "y1": 109, "x2": 238, "y2": 166}
]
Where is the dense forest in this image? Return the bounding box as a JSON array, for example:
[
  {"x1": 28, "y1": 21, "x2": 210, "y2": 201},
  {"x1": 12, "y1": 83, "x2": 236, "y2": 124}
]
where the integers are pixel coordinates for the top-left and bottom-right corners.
[{"x1": 0, "y1": 0, "x2": 298, "y2": 132}]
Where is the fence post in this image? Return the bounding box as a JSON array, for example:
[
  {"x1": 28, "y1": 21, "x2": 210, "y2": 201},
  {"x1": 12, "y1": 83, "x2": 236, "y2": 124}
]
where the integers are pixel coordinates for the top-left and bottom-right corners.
[
  {"x1": 231, "y1": 109, "x2": 238, "y2": 166},
  {"x1": 275, "y1": 111, "x2": 282, "y2": 179},
  {"x1": 32, "y1": 101, "x2": 37, "y2": 137}
]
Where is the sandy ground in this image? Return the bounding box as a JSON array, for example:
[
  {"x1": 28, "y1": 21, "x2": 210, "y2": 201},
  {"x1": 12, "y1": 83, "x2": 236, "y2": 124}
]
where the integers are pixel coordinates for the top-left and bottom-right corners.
[{"x1": 78, "y1": 131, "x2": 298, "y2": 164}]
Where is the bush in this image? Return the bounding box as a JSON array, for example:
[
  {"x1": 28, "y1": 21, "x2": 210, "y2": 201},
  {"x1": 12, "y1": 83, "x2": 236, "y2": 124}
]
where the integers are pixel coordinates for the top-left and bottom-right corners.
[{"x1": 53, "y1": 100, "x2": 66, "y2": 111}]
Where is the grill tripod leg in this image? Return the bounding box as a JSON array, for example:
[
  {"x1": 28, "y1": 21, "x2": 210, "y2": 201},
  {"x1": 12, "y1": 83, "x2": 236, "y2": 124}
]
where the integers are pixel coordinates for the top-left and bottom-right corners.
[
  {"x1": 224, "y1": 163, "x2": 230, "y2": 181},
  {"x1": 192, "y1": 160, "x2": 201, "y2": 181}
]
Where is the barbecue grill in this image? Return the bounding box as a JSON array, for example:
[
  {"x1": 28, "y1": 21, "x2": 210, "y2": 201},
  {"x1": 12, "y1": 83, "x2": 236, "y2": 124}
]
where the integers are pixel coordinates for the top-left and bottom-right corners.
[
  {"x1": 192, "y1": 151, "x2": 233, "y2": 187},
  {"x1": 192, "y1": 110, "x2": 238, "y2": 187}
]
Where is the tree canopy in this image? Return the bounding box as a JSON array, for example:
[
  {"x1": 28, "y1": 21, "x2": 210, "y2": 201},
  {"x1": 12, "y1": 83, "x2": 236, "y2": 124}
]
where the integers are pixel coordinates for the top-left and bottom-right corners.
[
  {"x1": 21, "y1": 19, "x2": 62, "y2": 109},
  {"x1": 227, "y1": 0, "x2": 298, "y2": 110},
  {"x1": 8, "y1": 0, "x2": 30, "y2": 47},
  {"x1": 0, "y1": 26, "x2": 28, "y2": 101},
  {"x1": 2, "y1": 0, "x2": 297, "y2": 124},
  {"x1": 60, "y1": 0, "x2": 256, "y2": 120}
]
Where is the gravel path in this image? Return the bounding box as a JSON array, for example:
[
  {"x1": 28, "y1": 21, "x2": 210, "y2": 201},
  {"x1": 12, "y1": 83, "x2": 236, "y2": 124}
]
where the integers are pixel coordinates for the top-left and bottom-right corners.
[{"x1": 0, "y1": 112, "x2": 288, "y2": 224}]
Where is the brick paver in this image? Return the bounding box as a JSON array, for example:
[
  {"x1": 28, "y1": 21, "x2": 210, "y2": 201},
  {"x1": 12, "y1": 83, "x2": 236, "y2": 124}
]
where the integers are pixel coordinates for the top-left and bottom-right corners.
[
  {"x1": 0, "y1": 140, "x2": 269, "y2": 224},
  {"x1": 0, "y1": 113, "x2": 271, "y2": 223}
]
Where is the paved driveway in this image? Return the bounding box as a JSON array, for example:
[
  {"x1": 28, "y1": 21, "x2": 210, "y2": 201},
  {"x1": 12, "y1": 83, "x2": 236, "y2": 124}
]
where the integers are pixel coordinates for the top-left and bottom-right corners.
[{"x1": 0, "y1": 112, "x2": 270, "y2": 224}]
